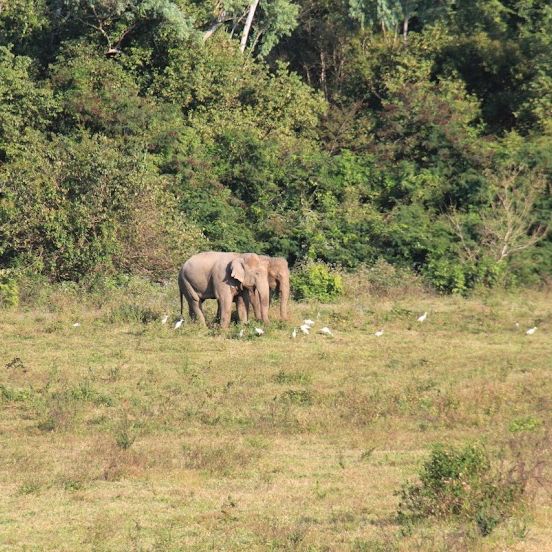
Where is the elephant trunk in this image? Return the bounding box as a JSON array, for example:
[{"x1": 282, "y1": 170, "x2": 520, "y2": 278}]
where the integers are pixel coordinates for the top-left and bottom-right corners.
[
  {"x1": 279, "y1": 273, "x2": 290, "y2": 320},
  {"x1": 257, "y1": 278, "x2": 270, "y2": 324}
]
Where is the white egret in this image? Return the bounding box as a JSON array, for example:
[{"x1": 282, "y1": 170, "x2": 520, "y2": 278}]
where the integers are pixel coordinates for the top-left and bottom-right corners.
[
  {"x1": 161, "y1": 314, "x2": 169, "y2": 324},
  {"x1": 319, "y1": 327, "x2": 333, "y2": 336},
  {"x1": 174, "y1": 318, "x2": 183, "y2": 329},
  {"x1": 300, "y1": 324, "x2": 310, "y2": 334},
  {"x1": 526, "y1": 327, "x2": 537, "y2": 335},
  {"x1": 417, "y1": 312, "x2": 427, "y2": 322},
  {"x1": 374, "y1": 329, "x2": 384, "y2": 337},
  {"x1": 255, "y1": 328, "x2": 264, "y2": 336},
  {"x1": 303, "y1": 319, "x2": 315, "y2": 327},
  {"x1": 72, "y1": 322, "x2": 81, "y2": 327},
  {"x1": 239, "y1": 328, "x2": 245, "y2": 338},
  {"x1": 291, "y1": 328, "x2": 297, "y2": 338}
]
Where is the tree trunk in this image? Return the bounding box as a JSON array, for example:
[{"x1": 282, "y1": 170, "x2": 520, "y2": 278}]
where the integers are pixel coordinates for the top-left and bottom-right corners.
[
  {"x1": 320, "y1": 51, "x2": 327, "y2": 97},
  {"x1": 240, "y1": 0, "x2": 260, "y2": 52}
]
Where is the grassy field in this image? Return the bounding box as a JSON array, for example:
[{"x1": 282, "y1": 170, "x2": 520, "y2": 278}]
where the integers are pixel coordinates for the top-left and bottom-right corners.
[{"x1": 1, "y1": 281, "x2": 551, "y2": 551}]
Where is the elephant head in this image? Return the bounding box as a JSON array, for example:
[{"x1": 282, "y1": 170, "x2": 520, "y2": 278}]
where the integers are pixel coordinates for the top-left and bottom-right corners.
[{"x1": 230, "y1": 253, "x2": 270, "y2": 323}]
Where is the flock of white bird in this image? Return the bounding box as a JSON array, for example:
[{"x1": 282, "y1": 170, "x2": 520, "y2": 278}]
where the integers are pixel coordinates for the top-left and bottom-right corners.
[
  {"x1": 292, "y1": 318, "x2": 333, "y2": 338},
  {"x1": 72, "y1": 310, "x2": 540, "y2": 337}
]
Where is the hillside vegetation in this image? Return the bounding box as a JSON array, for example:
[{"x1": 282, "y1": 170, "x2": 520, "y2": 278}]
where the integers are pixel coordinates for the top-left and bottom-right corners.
[{"x1": 0, "y1": 0, "x2": 551, "y2": 293}]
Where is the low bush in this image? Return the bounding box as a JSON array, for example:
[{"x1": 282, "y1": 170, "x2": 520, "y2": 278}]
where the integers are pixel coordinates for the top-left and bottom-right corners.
[
  {"x1": 291, "y1": 262, "x2": 343, "y2": 302},
  {"x1": 0, "y1": 268, "x2": 19, "y2": 307},
  {"x1": 397, "y1": 443, "x2": 524, "y2": 536}
]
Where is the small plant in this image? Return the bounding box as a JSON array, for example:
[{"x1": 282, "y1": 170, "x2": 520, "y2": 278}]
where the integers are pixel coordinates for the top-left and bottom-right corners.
[
  {"x1": 274, "y1": 370, "x2": 312, "y2": 385},
  {"x1": 397, "y1": 443, "x2": 524, "y2": 536},
  {"x1": 17, "y1": 480, "x2": 42, "y2": 495},
  {"x1": 114, "y1": 415, "x2": 139, "y2": 450},
  {"x1": 509, "y1": 416, "x2": 541, "y2": 433},
  {"x1": 291, "y1": 261, "x2": 343, "y2": 302},
  {"x1": 280, "y1": 389, "x2": 313, "y2": 406}
]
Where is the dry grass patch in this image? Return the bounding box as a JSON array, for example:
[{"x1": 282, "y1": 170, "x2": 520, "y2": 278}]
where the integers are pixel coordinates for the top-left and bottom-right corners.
[{"x1": 0, "y1": 285, "x2": 551, "y2": 550}]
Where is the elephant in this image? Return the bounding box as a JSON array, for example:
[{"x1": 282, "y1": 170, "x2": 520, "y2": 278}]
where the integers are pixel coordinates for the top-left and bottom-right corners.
[
  {"x1": 237, "y1": 255, "x2": 290, "y2": 321},
  {"x1": 178, "y1": 251, "x2": 270, "y2": 329}
]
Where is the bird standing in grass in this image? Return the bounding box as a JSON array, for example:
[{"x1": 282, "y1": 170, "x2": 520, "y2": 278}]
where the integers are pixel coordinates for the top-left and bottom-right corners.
[
  {"x1": 417, "y1": 312, "x2": 427, "y2": 322},
  {"x1": 319, "y1": 327, "x2": 333, "y2": 336},
  {"x1": 374, "y1": 329, "x2": 384, "y2": 337},
  {"x1": 300, "y1": 324, "x2": 310, "y2": 334},
  {"x1": 291, "y1": 328, "x2": 297, "y2": 338},
  {"x1": 161, "y1": 314, "x2": 169, "y2": 325},
  {"x1": 239, "y1": 328, "x2": 245, "y2": 338},
  {"x1": 255, "y1": 328, "x2": 264, "y2": 336},
  {"x1": 526, "y1": 327, "x2": 537, "y2": 335},
  {"x1": 72, "y1": 322, "x2": 80, "y2": 327},
  {"x1": 174, "y1": 318, "x2": 183, "y2": 329},
  {"x1": 303, "y1": 319, "x2": 315, "y2": 327}
]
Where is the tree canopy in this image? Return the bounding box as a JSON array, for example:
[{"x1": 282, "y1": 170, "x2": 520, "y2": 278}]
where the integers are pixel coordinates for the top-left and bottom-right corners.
[{"x1": 0, "y1": 0, "x2": 550, "y2": 290}]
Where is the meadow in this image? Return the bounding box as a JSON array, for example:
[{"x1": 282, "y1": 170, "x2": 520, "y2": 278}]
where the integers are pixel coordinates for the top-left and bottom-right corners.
[{"x1": 0, "y1": 279, "x2": 551, "y2": 551}]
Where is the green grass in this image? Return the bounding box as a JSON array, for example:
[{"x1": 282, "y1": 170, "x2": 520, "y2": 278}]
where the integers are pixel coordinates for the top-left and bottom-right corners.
[{"x1": 0, "y1": 283, "x2": 551, "y2": 551}]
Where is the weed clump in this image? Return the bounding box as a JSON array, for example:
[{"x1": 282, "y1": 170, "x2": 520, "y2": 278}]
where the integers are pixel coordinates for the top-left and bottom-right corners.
[{"x1": 397, "y1": 443, "x2": 524, "y2": 536}]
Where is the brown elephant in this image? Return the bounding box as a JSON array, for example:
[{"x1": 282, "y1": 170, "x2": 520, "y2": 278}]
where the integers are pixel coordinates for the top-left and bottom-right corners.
[
  {"x1": 178, "y1": 252, "x2": 270, "y2": 328},
  {"x1": 237, "y1": 255, "x2": 290, "y2": 321}
]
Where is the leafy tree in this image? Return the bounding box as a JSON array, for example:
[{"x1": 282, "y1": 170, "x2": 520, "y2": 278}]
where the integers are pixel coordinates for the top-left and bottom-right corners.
[
  {"x1": 0, "y1": 47, "x2": 58, "y2": 159},
  {"x1": 51, "y1": 0, "x2": 195, "y2": 54}
]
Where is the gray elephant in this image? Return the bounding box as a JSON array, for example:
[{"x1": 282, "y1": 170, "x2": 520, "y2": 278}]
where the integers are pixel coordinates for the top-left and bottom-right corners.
[
  {"x1": 237, "y1": 255, "x2": 290, "y2": 321},
  {"x1": 178, "y1": 251, "x2": 270, "y2": 328}
]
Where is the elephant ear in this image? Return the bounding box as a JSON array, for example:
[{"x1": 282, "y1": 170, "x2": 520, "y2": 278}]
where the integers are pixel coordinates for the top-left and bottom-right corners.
[{"x1": 230, "y1": 258, "x2": 245, "y2": 283}]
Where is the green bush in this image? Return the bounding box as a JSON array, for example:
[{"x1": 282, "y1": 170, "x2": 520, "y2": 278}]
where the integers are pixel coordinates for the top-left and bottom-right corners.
[
  {"x1": 423, "y1": 258, "x2": 467, "y2": 295},
  {"x1": 0, "y1": 269, "x2": 19, "y2": 307},
  {"x1": 291, "y1": 262, "x2": 343, "y2": 302},
  {"x1": 397, "y1": 443, "x2": 523, "y2": 536}
]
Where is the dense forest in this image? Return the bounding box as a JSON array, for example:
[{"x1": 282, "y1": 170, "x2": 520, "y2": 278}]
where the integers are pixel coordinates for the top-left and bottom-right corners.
[{"x1": 0, "y1": 0, "x2": 551, "y2": 294}]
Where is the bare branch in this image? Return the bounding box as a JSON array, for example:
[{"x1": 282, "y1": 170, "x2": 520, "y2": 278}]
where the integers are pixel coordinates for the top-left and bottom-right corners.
[
  {"x1": 445, "y1": 165, "x2": 548, "y2": 265},
  {"x1": 240, "y1": 0, "x2": 260, "y2": 52}
]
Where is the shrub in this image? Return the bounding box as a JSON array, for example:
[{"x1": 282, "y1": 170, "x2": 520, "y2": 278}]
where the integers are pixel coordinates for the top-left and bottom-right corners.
[
  {"x1": 291, "y1": 262, "x2": 343, "y2": 302},
  {"x1": 0, "y1": 268, "x2": 18, "y2": 307},
  {"x1": 397, "y1": 443, "x2": 524, "y2": 536},
  {"x1": 423, "y1": 258, "x2": 467, "y2": 294}
]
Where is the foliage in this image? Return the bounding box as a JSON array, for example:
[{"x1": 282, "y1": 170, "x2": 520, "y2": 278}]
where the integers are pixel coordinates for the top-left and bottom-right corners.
[
  {"x1": 397, "y1": 443, "x2": 524, "y2": 536},
  {"x1": 0, "y1": 46, "x2": 59, "y2": 159},
  {"x1": 291, "y1": 261, "x2": 343, "y2": 301},
  {"x1": 0, "y1": 133, "x2": 203, "y2": 280},
  {"x1": 0, "y1": 0, "x2": 550, "y2": 290}
]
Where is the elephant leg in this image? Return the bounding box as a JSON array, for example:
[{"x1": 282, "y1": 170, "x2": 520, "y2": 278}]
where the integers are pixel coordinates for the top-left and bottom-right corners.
[
  {"x1": 218, "y1": 293, "x2": 233, "y2": 329},
  {"x1": 189, "y1": 300, "x2": 206, "y2": 324},
  {"x1": 236, "y1": 295, "x2": 248, "y2": 323},
  {"x1": 182, "y1": 280, "x2": 206, "y2": 325}
]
